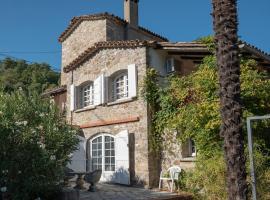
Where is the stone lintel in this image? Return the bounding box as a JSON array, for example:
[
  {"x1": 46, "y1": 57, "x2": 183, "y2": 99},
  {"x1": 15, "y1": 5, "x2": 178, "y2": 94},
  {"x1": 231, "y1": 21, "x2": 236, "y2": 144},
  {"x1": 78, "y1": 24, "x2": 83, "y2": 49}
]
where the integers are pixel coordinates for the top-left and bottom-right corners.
[{"x1": 80, "y1": 116, "x2": 140, "y2": 129}]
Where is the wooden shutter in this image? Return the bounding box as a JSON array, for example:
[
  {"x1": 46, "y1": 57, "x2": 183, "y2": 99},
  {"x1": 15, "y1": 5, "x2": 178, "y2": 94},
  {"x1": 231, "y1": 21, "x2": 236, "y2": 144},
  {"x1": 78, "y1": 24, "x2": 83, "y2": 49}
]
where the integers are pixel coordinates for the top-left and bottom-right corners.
[
  {"x1": 104, "y1": 76, "x2": 109, "y2": 103},
  {"x1": 114, "y1": 130, "x2": 130, "y2": 185},
  {"x1": 94, "y1": 76, "x2": 101, "y2": 105},
  {"x1": 94, "y1": 74, "x2": 106, "y2": 105},
  {"x1": 128, "y1": 64, "x2": 137, "y2": 98},
  {"x1": 67, "y1": 135, "x2": 87, "y2": 172},
  {"x1": 101, "y1": 74, "x2": 105, "y2": 104},
  {"x1": 70, "y1": 84, "x2": 75, "y2": 111},
  {"x1": 76, "y1": 86, "x2": 82, "y2": 109}
]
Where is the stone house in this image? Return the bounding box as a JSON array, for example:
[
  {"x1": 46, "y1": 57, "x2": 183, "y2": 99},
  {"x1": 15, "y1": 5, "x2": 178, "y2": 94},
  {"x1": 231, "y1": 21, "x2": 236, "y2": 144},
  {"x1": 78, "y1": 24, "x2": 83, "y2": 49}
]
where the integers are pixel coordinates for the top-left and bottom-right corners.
[{"x1": 45, "y1": 0, "x2": 270, "y2": 187}]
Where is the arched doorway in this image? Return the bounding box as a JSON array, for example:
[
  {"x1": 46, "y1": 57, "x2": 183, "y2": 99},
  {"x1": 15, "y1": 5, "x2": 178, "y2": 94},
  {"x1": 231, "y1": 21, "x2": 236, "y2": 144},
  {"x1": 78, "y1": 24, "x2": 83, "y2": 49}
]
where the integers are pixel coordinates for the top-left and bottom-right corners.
[
  {"x1": 88, "y1": 130, "x2": 130, "y2": 185},
  {"x1": 90, "y1": 134, "x2": 116, "y2": 182}
]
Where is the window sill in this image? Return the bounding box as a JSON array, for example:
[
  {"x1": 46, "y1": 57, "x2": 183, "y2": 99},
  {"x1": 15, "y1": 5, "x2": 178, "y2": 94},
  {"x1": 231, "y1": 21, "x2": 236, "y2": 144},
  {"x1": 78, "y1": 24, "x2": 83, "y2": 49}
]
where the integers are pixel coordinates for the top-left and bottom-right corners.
[
  {"x1": 180, "y1": 157, "x2": 196, "y2": 162},
  {"x1": 74, "y1": 106, "x2": 96, "y2": 113},
  {"x1": 107, "y1": 97, "x2": 136, "y2": 106}
]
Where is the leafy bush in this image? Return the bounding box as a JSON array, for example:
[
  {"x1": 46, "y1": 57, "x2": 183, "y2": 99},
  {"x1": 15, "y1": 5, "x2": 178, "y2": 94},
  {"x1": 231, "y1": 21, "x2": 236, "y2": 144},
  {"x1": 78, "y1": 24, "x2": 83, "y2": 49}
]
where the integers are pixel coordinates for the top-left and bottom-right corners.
[
  {"x1": 250, "y1": 144, "x2": 270, "y2": 200},
  {"x1": 0, "y1": 90, "x2": 79, "y2": 200},
  {"x1": 178, "y1": 149, "x2": 270, "y2": 200},
  {"x1": 143, "y1": 40, "x2": 270, "y2": 199},
  {"x1": 179, "y1": 154, "x2": 226, "y2": 200}
]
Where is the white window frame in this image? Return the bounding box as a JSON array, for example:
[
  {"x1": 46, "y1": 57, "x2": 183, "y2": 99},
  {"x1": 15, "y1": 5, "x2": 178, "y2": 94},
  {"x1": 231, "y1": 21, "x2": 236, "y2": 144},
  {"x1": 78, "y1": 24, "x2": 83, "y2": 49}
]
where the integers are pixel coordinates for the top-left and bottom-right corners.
[
  {"x1": 189, "y1": 139, "x2": 196, "y2": 157},
  {"x1": 90, "y1": 134, "x2": 116, "y2": 172},
  {"x1": 166, "y1": 58, "x2": 175, "y2": 73},
  {"x1": 113, "y1": 73, "x2": 128, "y2": 101},
  {"x1": 82, "y1": 83, "x2": 94, "y2": 108}
]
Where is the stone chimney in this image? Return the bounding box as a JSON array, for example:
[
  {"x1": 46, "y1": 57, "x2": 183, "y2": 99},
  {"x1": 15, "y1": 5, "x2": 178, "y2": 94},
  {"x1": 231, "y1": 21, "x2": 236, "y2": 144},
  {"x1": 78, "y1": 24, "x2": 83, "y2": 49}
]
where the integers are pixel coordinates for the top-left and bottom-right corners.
[{"x1": 124, "y1": 0, "x2": 139, "y2": 27}]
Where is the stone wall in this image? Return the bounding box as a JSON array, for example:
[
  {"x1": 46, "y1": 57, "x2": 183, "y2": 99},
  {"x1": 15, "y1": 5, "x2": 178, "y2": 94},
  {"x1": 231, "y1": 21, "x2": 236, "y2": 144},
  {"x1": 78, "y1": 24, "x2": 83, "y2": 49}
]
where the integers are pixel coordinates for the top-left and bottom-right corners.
[
  {"x1": 61, "y1": 20, "x2": 107, "y2": 85},
  {"x1": 64, "y1": 47, "x2": 154, "y2": 186},
  {"x1": 106, "y1": 20, "x2": 125, "y2": 41},
  {"x1": 59, "y1": 17, "x2": 170, "y2": 186},
  {"x1": 60, "y1": 18, "x2": 166, "y2": 86},
  {"x1": 161, "y1": 131, "x2": 195, "y2": 172},
  {"x1": 127, "y1": 26, "x2": 164, "y2": 41}
]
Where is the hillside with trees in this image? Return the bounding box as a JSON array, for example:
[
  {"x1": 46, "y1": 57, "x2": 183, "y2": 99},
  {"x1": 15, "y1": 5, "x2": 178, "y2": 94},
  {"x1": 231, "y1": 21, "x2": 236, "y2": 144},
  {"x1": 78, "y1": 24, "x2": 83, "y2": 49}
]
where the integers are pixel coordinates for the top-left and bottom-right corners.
[{"x1": 0, "y1": 58, "x2": 59, "y2": 94}]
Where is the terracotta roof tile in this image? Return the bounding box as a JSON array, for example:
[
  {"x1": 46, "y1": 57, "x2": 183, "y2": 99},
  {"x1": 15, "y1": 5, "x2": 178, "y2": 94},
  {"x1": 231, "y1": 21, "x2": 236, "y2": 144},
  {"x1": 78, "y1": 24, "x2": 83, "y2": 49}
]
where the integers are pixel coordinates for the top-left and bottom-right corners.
[
  {"x1": 158, "y1": 41, "x2": 270, "y2": 63},
  {"x1": 63, "y1": 40, "x2": 270, "y2": 73},
  {"x1": 63, "y1": 40, "x2": 157, "y2": 73},
  {"x1": 239, "y1": 40, "x2": 270, "y2": 60},
  {"x1": 42, "y1": 85, "x2": 67, "y2": 97},
  {"x1": 58, "y1": 12, "x2": 168, "y2": 43}
]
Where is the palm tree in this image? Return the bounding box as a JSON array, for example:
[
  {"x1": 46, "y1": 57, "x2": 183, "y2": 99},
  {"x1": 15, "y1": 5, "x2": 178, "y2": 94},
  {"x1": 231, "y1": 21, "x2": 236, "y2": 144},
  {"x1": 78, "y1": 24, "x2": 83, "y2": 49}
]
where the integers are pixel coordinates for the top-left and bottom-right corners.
[{"x1": 211, "y1": 0, "x2": 247, "y2": 199}]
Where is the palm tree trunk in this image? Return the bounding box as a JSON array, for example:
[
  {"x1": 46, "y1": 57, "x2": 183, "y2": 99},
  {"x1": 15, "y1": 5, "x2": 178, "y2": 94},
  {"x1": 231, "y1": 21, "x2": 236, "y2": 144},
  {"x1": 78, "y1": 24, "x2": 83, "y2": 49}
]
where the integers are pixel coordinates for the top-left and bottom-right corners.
[{"x1": 211, "y1": 0, "x2": 247, "y2": 199}]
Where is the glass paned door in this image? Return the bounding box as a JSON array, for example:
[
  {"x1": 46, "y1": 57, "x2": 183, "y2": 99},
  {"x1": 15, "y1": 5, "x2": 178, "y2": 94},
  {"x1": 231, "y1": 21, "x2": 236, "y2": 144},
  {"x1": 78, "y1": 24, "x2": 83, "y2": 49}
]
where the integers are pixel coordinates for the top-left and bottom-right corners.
[
  {"x1": 90, "y1": 135, "x2": 115, "y2": 182},
  {"x1": 91, "y1": 136, "x2": 102, "y2": 170}
]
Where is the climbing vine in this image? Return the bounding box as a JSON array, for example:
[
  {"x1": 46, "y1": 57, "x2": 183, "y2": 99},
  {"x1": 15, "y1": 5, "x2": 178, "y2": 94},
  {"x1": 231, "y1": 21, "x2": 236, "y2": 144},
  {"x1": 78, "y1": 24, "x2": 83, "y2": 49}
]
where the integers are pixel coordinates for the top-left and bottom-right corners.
[
  {"x1": 142, "y1": 37, "x2": 270, "y2": 199},
  {"x1": 141, "y1": 68, "x2": 163, "y2": 151}
]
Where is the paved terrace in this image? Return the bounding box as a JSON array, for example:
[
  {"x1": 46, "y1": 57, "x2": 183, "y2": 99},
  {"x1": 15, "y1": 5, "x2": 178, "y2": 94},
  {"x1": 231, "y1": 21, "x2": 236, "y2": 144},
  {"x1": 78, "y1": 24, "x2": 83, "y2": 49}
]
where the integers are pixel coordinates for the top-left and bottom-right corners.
[{"x1": 79, "y1": 183, "x2": 192, "y2": 200}]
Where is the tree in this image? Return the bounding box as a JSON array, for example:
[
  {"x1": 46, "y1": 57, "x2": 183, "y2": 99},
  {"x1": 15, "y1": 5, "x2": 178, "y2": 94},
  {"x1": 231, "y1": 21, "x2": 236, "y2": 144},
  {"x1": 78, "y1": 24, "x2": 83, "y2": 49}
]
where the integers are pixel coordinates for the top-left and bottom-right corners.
[
  {"x1": 0, "y1": 58, "x2": 59, "y2": 94},
  {"x1": 0, "y1": 91, "x2": 79, "y2": 200},
  {"x1": 211, "y1": 0, "x2": 247, "y2": 199}
]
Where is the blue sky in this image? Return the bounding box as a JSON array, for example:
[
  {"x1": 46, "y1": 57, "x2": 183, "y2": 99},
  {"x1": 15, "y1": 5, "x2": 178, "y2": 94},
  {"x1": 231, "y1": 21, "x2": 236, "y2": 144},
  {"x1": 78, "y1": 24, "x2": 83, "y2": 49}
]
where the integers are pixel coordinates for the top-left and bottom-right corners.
[{"x1": 0, "y1": 0, "x2": 269, "y2": 71}]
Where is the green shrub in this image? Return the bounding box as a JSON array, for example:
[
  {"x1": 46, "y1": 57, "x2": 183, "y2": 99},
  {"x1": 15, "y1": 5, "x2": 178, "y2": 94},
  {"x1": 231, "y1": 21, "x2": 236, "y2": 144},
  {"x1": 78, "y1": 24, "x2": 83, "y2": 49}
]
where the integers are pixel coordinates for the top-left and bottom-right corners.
[
  {"x1": 178, "y1": 149, "x2": 270, "y2": 200},
  {"x1": 0, "y1": 91, "x2": 79, "y2": 200},
  {"x1": 179, "y1": 154, "x2": 227, "y2": 200},
  {"x1": 250, "y1": 145, "x2": 270, "y2": 200}
]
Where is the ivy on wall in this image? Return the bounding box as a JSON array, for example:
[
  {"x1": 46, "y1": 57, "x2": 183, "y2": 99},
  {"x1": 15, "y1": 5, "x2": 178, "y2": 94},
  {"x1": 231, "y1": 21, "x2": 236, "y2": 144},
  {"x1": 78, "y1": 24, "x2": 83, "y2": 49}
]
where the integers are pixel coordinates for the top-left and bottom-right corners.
[
  {"x1": 142, "y1": 37, "x2": 270, "y2": 199},
  {"x1": 143, "y1": 40, "x2": 270, "y2": 157}
]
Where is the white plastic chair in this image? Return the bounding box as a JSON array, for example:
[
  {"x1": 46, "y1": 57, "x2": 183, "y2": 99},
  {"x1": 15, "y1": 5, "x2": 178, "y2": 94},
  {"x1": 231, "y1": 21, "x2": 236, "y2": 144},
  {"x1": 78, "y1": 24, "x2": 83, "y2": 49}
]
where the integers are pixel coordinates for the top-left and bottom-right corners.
[{"x1": 159, "y1": 166, "x2": 181, "y2": 192}]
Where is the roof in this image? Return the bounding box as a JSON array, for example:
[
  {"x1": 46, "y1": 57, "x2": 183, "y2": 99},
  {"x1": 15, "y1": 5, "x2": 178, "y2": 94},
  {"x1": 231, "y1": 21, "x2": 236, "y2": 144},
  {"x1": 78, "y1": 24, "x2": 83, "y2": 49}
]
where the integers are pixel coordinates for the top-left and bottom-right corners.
[
  {"x1": 156, "y1": 42, "x2": 208, "y2": 52},
  {"x1": 63, "y1": 40, "x2": 156, "y2": 73},
  {"x1": 157, "y1": 41, "x2": 270, "y2": 64},
  {"x1": 42, "y1": 85, "x2": 67, "y2": 97},
  {"x1": 58, "y1": 12, "x2": 168, "y2": 43},
  {"x1": 63, "y1": 40, "x2": 270, "y2": 73},
  {"x1": 239, "y1": 41, "x2": 270, "y2": 62}
]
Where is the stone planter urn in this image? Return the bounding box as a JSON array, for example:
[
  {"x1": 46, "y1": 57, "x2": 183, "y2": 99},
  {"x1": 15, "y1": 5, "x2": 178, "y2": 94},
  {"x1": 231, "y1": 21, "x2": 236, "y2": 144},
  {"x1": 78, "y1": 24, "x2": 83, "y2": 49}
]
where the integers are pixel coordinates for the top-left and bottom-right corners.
[{"x1": 84, "y1": 169, "x2": 102, "y2": 192}]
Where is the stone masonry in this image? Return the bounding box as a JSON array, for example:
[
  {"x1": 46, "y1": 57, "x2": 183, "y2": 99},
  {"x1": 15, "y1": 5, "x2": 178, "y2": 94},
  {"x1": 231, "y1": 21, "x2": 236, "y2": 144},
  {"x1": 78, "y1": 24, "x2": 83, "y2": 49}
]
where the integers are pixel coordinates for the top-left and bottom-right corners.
[{"x1": 64, "y1": 45, "x2": 155, "y2": 185}]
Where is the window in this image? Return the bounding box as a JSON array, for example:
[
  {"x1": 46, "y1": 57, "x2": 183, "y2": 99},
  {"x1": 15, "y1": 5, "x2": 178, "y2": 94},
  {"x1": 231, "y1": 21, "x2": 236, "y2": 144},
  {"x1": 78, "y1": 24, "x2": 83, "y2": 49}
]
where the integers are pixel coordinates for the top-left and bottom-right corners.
[
  {"x1": 113, "y1": 73, "x2": 128, "y2": 101},
  {"x1": 182, "y1": 138, "x2": 197, "y2": 158},
  {"x1": 74, "y1": 82, "x2": 95, "y2": 110},
  {"x1": 81, "y1": 83, "x2": 94, "y2": 108},
  {"x1": 91, "y1": 135, "x2": 115, "y2": 172},
  {"x1": 189, "y1": 139, "x2": 196, "y2": 157},
  {"x1": 104, "y1": 136, "x2": 115, "y2": 171},
  {"x1": 166, "y1": 58, "x2": 175, "y2": 73},
  {"x1": 91, "y1": 136, "x2": 102, "y2": 170}
]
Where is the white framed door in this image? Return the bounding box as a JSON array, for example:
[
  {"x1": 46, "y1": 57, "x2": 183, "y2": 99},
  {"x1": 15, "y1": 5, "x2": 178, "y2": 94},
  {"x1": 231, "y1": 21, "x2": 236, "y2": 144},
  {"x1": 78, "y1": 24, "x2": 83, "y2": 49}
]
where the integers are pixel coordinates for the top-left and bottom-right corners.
[
  {"x1": 90, "y1": 134, "x2": 116, "y2": 182},
  {"x1": 89, "y1": 131, "x2": 130, "y2": 185}
]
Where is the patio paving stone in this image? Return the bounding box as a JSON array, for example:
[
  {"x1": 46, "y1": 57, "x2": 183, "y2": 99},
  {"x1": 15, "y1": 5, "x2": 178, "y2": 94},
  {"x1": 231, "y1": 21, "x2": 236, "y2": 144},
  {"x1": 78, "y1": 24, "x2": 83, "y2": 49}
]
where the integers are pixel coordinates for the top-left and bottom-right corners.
[{"x1": 78, "y1": 183, "x2": 192, "y2": 200}]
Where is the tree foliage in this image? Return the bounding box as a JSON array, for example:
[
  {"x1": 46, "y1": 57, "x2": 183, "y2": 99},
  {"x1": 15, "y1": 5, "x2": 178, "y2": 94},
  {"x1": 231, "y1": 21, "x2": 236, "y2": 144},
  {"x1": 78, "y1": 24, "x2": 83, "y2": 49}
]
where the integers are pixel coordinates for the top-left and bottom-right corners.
[
  {"x1": 0, "y1": 58, "x2": 59, "y2": 94},
  {"x1": 143, "y1": 46, "x2": 270, "y2": 199},
  {"x1": 144, "y1": 55, "x2": 270, "y2": 156},
  {"x1": 0, "y1": 91, "x2": 79, "y2": 200}
]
